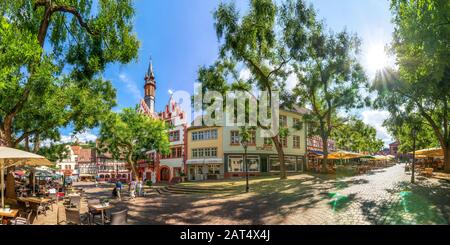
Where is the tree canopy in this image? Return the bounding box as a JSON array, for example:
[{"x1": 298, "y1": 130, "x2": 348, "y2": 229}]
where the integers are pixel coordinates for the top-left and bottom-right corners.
[
  {"x1": 98, "y1": 107, "x2": 170, "y2": 178},
  {"x1": 332, "y1": 117, "x2": 384, "y2": 154},
  {"x1": 0, "y1": 0, "x2": 139, "y2": 151},
  {"x1": 286, "y1": 0, "x2": 368, "y2": 172},
  {"x1": 372, "y1": 0, "x2": 450, "y2": 171}
]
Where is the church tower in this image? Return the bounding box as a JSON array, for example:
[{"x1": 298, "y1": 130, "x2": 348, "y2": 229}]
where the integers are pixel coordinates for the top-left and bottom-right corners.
[{"x1": 144, "y1": 60, "x2": 156, "y2": 114}]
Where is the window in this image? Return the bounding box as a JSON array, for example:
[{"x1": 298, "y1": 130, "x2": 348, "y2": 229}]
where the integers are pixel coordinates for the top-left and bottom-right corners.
[
  {"x1": 177, "y1": 147, "x2": 182, "y2": 158},
  {"x1": 269, "y1": 156, "x2": 296, "y2": 172},
  {"x1": 280, "y1": 136, "x2": 288, "y2": 147},
  {"x1": 279, "y1": 115, "x2": 287, "y2": 127},
  {"x1": 169, "y1": 130, "x2": 180, "y2": 142},
  {"x1": 210, "y1": 148, "x2": 217, "y2": 157},
  {"x1": 211, "y1": 129, "x2": 218, "y2": 139},
  {"x1": 192, "y1": 129, "x2": 218, "y2": 141},
  {"x1": 192, "y1": 148, "x2": 217, "y2": 159},
  {"x1": 264, "y1": 137, "x2": 272, "y2": 145},
  {"x1": 208, "y1": 164, "x2": 221, "y2": 174},
  {"x1": 293, "y1": 135, "x2": 301, "y2": 148},
  {"x1": 293, "y1": 118, "x2": 301, "y2": 129},
  {"x1": 174, "y1": 168, "x2": 182, "y2": 177},
  {"x1": 192, "y1": 149, "x2": 198, "y2": 158},
  {"x1": 230, "y1": 131, "x2": 240, "y2": 145},
  {"x1": 246, "y1": 156, "x2": 260, "y2": 172},
  {"x1": 249, "y1": 131, "x2": 256, "y2": 145},
  {"x1": 228, "y1": 156, "x2": 243, "y2": 172}
]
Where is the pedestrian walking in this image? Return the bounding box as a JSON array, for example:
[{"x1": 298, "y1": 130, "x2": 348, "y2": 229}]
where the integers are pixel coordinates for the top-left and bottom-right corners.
[{"x1": 116, "y1": 180, "x2": 123, "y2": 201}]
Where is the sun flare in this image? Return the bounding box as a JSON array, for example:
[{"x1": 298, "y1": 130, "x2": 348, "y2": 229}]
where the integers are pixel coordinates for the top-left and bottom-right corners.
[{"x1": 366, "y1": 44, "x2": 389, "y2": 73}]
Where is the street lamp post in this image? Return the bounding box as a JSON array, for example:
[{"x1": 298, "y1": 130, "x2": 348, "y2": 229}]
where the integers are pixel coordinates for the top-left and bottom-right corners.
[
  {"x1": 411, "y1": 128, "x2": 417, "y2": 184},
  {"x1": 241, "y1": 139, "x2": 249, "y2": 193}
]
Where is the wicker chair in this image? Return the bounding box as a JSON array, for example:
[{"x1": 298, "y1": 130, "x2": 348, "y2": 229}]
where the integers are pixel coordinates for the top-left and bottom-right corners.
[
  {"x1": 11, "y1": 211, "x2": 32, "y2": 225},
  {"x1": 65, "y1": 208, "x2": 89, "y2": 225},
  {"x1": 108, "y1": 209, "x2": 128, "y2": 225},
  {"x1": 87, "y1": 199, "x2": 102, "y2": 224},
  {"x1": 69, "y1": 196, "x2": 82, "y2": 209},
  {"x1": 29, "y1": 202, "x2": 46, "y2": 220}
]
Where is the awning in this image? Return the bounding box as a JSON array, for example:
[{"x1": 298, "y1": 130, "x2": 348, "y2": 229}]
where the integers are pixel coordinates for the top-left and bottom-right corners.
[
  {"x1": 318, "y1": 151, "x2": 364, "y2": 159},
  {"x1": 308, "y1": 150, "x2": 324, "y2": 156},
  {"x1": 409, "y1": 148, "x2": 443, "y2": 157},
  {"x1": 186, "y1": 158, "x2": 223, "y2": 165}
]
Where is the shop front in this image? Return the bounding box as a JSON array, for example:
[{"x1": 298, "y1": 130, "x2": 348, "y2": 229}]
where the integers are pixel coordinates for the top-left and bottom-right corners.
[{"x1": 186, "y1": 158, "x2": 224, "y2": 181}]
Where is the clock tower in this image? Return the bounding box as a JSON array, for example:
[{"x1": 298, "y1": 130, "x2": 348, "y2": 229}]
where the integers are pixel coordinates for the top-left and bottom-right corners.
[{"x1": 144, "y1": 60, "x2": 156, "y2": 114}]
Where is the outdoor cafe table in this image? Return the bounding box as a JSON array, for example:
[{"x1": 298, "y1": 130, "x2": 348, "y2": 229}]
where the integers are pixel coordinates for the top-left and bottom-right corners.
[
  {"x1": 0, "y1": 208, "x2": 19, "y2": 225},
  {"x1": 17, "y1": 196, "x2": 51, "y2": 205},
  {"x1": 88, "y1": 204, "x2": 113, "y2": 225}
]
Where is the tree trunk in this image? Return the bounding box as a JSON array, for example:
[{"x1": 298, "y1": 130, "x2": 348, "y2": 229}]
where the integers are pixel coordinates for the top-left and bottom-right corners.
[
  {"x1": 1, "y1": 118, "x2": 14, "y2": 147},
  {"x1": 272, "y1": 136, "x2": 287, "y2": 179},
  {"x1": 322, "y1": 138, "x2": 329, "y2": 173},
  {"x1": 25, "y1": 136, "x2": 30, "y2": 151},
  {"x1": 33, "y1": 133, "x2": 40, "y2": 153},
  {"x1": 444, "y1": 146, "x2": 450, "y2": 173},
  {"x1": 127, "y1": 154, "x2": 138, "y2": 180}
]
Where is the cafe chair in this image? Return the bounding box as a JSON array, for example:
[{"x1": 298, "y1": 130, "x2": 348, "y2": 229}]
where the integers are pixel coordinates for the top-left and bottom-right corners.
[
  {"x1": 64, "y1": 208, "x2": 89, "y2": 225},
  {"x1": 69, "y1": 196, "x2": 82, "y2": 209},
  {"x1": 29, "y1": 202, "x2": 46, "y2": 220},
  {"x1": 11, "y1": 211, "x2": 33, "y2": 225},
  {"x1": 87, "y1": 199, "x2": 102, "y2": 224},
  {"x1": 107, "y1": 209, "x2": 128, "y2": 225}
]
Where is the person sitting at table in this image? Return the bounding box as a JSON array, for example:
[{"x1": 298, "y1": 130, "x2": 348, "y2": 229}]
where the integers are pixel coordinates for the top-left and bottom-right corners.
[{"x1": 38, "y1": 185, "x2": 47, "y2": 196}]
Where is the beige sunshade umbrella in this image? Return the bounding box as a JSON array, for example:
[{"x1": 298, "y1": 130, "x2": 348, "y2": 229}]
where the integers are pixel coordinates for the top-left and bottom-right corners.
[
  {"x1": 409, "y1": 148, "x2": 443, "y2": 157},
  {"x1": 318, "y1": 151, "x2": 364, "y2": 159},
  {"x1": 0, "y1": 146, "x2": 53, "y2": 208}
]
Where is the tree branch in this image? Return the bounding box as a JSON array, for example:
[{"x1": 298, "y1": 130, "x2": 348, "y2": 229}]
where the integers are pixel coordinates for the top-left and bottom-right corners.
[
  {"x1": 51, "y1": 5, "x2": 96, "y2": 36},
  {"x1": 14, "y1": 130, "x2": 38, "y2": 147}
]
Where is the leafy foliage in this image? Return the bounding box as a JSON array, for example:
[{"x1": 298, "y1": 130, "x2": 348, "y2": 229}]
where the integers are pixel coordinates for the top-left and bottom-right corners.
[
  {"x1": 285, "y1": 0, "x2": 368, "y2": 171},
  {"x1": 98, "y1": 107, "x2": 170, "y2": 178},
  {"x1": 332, "y1": 117, "x2": 384, "y2": 154},
  {"x1": 0, "y1": 0, "x2": 139, "y2": 150},
  {"x1": 373, "y1": 0, "x2": 450, "y2": 171}
]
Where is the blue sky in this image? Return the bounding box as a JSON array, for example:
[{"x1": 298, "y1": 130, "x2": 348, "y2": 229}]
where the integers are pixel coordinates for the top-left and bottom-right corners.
[{"x1": 64, "y1": 0, "x2": 395, "y2": 147}]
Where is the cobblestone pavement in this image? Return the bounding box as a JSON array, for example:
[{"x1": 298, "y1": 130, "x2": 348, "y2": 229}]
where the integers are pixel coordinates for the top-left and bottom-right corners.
[{"x1": 34, "y1": 163, "x2": 450, "y2": 225}]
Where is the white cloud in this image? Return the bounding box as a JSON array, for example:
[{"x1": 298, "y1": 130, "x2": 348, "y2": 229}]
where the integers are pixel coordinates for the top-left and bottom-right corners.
[
  {"x1": 239, "y1": 68, "x2": 251, "y2": 81},
  {"x1": 285, "y1": 73, "x2": 298, "y2": 91},
  {"x1": 41, "y1": 130, "x2": 98, "y2": 147},
  {"x1": 119, "y1": 73, "x2": 141, "y2": 101},
  {"x1": 362, "y1": 110, "x2": 393, "y2": 147}
]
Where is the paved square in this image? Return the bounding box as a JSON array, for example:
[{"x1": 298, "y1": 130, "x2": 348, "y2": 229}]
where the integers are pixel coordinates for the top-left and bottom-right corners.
[{"x1": 35, "y1": 164, "x2": 450, "y2": 225}]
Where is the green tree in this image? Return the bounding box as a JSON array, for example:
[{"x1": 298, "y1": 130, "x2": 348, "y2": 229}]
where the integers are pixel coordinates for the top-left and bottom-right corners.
[
  {"x1": 372, "y1": 0, "x2": 449, "y2": 171},
  {"x1": 0, "y1": 0, "x2": 139, "y2": 150},
  {"x1": 332, "y1": 117, "x2": 384, "y2": 154},
  {"x1": 205, "y1": 0, "x2": 313, "y2": 179},
  {"x1": 383, "y1": 113, "x2": 440, "y2": 154},
  {"x1": 36, "y1": 143, "x2": 70, "y2": 163},
  {"x1": 98, "y1": 107, "x2": 170, "y2": 179},
  {"x1": 285, "y1": 0, "x2": 368, "y2": 172}
]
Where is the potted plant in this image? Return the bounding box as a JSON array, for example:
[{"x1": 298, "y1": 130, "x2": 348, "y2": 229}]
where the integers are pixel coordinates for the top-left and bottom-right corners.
[
  {"x1": 180, "y1": 172, "x2": 186, "y2": 182},
  {"x1": 146, "y1": 180, "x2": 152, "y2": 187},
  {"x1": 100, "y1": 198, "x2": 110, "y2": 206}
]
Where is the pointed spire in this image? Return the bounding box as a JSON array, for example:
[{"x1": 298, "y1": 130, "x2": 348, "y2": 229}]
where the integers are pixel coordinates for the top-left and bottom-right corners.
[{"x1": 147, "y1": 56, "x2": 155, "y2": 80}]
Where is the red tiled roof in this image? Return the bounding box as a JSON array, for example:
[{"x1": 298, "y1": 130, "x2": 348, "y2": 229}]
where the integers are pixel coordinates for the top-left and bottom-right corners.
[
  {"x1": 78, "y1": 148, "x2": 94, "y2": 163},
  {"x1": 71, "y1": 145, "x2": 81, "y2": 155}
]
